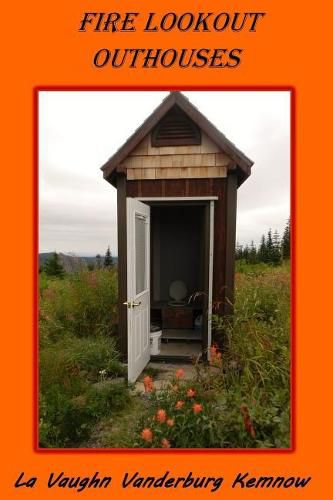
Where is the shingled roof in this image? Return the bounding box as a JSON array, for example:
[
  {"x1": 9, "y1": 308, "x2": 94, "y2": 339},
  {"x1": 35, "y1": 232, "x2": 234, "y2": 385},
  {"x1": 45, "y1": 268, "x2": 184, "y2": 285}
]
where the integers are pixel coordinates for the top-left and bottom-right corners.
[{"x1": 101, "y1": 91, "x2": 254, "y2": 186}]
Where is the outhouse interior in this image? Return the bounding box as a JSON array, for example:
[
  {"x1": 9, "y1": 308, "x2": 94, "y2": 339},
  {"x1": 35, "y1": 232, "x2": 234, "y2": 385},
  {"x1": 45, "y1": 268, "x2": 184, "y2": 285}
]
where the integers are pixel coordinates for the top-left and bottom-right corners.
[
  {"x1": 101, "y1": 91, "x2": 253, "y2": 378},
  {"x1": 150, "y1": 203, "x2": 207, "y2": 357}
]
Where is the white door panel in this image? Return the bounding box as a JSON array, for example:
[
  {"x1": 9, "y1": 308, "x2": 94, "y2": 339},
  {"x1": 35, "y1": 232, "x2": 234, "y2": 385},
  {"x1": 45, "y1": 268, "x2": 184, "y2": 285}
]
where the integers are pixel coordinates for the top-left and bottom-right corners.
[{"x1": 126, "y1": 198, "x2": 150, "y2": 382}]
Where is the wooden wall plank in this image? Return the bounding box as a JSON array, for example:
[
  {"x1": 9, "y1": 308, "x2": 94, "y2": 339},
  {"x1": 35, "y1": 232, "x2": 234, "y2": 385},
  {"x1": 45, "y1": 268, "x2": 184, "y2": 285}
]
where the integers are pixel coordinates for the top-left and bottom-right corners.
[
  {"x1": 142, "y1": 168, "x2": 156, "y2": 180},
  {"x1": 130, "y1": 135, "x2": 149, "y2": 156},
  {"x1": 133, "y1": 131, "x2": 222, "y2": 156},
  {"x1": 201, "y1": 133, "x2": 220, "y2": 153},
  {"x1": 116, "y1": 175, "x2": 128, "y2": 359},
  {"x1": 126, "y1": 166, "x2": 227, "y2": 180},
  {"x1": 224, "y1": 173, "x2": 238, "y2": 316},
  {"x1": 123, "y1": 153, "x2": 231, "y2": 170},
  {"x1": 215, "y1": 153, "x2": 230, "y2": 166},
  {"x1": 164, "y1": 180, "x2": 187, "y2": 197}
]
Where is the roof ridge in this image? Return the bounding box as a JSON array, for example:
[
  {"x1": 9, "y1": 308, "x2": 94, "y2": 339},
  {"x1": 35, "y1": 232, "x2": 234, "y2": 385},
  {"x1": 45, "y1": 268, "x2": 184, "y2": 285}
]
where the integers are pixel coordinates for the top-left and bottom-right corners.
[{"x1": 101, "y1": 91, "x2": 253, "y2": 186}]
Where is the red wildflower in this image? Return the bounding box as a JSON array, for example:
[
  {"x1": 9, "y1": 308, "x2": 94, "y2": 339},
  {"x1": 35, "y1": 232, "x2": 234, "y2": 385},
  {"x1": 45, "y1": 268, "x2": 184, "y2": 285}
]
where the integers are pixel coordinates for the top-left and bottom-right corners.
[
  {"x1": 175, "y1": 368, "x2": 185, "y2": 379},
  {"x1": 209, "y1": 344, "x2": 222, "y2": 367},
  {"x1": 156, "y1": 409, "x2": 167, "y2": 423},
  {"x1": 141, "y1": 428, "x2": 153, "y2": 442},
  {"x1": 161, "y1": 438, "x2": 171, "y2": 448},
  {"x1": 187, "y1": 388, "x2": 196, "y2": 398},
  {"x1": 240, "y1": 404, "x2": 256, "y2": 438},
  {"x1": 143, "y1": 376, "x2": 154, "y2": 393},
  {"x1": 192, "y1": 403, "x2": 203, "y2": 414}
]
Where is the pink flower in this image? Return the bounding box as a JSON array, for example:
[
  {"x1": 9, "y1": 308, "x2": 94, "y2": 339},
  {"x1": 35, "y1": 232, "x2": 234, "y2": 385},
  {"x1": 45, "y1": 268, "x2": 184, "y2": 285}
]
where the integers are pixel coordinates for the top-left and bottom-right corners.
[
  {"x1": 175, "y1": 400, "x2": 185, "y2": 409},
  {"x1": 187, "y1": 388, "x2": 196, "y2": 398},
  {"x1": 166, "y1": 418, "x2": 174, "y2": 427}
]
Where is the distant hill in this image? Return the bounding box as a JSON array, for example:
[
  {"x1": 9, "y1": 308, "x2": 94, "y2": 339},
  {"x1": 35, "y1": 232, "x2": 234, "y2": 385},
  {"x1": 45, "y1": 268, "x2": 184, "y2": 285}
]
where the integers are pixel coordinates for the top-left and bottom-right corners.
[{"x1": 39, "y1": 253, "x2": 118, "y2": 272}]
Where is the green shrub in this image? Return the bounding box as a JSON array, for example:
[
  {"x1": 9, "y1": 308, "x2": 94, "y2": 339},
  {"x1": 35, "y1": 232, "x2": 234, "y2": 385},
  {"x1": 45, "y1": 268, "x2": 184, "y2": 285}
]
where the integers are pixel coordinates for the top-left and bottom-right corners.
[
  {"x1": 212, "y1": 263, "x2": 290, "y2": 448},
  {"x1": 134, "y1": 367, "x2": 259, "y2": 448},
  {"x1": 39, "y1": 269, "x2": 118, "y2": 342},
  {"x1": 40, "y1": 336, "x2": 124, "y2": 390},
  {"x1": 39, "y1": 334, "x2": 128, "y2": 447},
  {"x1": 135, "y1": 372, "x2": 225, "y2": 448},
  {"x1": 135, "y1": 361, "x2": 289, "y2": 449},
  {"x1": 134, "y1": 264, "x2": 290, "y2": 449}
]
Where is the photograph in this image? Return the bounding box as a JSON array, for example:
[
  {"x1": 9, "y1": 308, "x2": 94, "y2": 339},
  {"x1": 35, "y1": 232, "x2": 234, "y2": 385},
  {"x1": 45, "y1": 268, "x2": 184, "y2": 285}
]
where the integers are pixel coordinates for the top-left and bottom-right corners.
[{"x1": 38, "y1": 89, "x2": 291, "y2": 449}]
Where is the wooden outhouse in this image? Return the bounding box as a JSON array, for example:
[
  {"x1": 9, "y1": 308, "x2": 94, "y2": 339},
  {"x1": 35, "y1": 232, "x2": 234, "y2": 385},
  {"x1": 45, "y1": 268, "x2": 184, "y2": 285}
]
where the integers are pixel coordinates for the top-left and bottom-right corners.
[{"x1": 101, "y1": 92, "x2": 253, "y2": 381}]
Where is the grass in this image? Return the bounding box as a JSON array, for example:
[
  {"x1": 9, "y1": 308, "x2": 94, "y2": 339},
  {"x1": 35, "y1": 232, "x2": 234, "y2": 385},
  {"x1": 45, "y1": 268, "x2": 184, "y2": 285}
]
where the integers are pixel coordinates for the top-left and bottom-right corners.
[
  {"x1": 38, "y1": 269, "x2": 129, "y2": 448},
  {"x1": 39, "y1": 261, "x2": 290, "y2": 448},
  {"x1": 87, "y1": 396, "x2": 148, "y2": 448},
  {"x1": 132, "y1": 261, "x2": 290, "y2": 448}
]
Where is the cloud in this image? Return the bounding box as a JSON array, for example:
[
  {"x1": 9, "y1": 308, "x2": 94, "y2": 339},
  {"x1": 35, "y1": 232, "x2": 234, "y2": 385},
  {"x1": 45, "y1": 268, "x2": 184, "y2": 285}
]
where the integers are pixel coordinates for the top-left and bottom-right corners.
[{"x1": 39, "y1": 90, "x2": 290, "y2": 254}]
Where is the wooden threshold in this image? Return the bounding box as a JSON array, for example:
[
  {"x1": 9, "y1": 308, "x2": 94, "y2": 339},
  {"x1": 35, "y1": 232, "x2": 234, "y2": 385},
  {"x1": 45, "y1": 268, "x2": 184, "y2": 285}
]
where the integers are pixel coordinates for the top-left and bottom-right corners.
[{"x1": 162, "y1": 329, "x2": 202, "y2": 341}]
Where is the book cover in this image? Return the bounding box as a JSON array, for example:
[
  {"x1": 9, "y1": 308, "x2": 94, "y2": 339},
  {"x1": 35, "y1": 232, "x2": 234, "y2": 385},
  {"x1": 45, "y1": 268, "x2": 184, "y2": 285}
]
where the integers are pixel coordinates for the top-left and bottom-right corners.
[{"x1": 2, "y1": 1, "x2": 331, "y2": 498}]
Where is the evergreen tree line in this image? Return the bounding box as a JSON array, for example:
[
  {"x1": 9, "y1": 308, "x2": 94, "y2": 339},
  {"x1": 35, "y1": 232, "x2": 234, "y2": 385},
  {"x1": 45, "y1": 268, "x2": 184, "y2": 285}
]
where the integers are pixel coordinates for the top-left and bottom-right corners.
[
  {"x1": 41, "y1": 245, "x2": 114, "y2": 277},
  {"x1": 236, "y1": 218, "x2": 290, "y2": 265},
  {"x1": 91, "y1": 246, "x2": 114, "y2": 271}
]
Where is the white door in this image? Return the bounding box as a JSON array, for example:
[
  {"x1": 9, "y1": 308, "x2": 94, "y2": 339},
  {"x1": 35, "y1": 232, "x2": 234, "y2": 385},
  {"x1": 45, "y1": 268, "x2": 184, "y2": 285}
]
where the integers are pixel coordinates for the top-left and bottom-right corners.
[{"x1": 126, "y1": 198, "x2": 150, "y2": 382}]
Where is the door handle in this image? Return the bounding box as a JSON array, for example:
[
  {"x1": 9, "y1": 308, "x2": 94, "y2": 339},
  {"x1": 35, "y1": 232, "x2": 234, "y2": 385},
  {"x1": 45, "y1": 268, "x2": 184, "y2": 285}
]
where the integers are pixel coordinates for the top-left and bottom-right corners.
[{"x1": 123, "y1": 301, "x2": 141, "y2": 308}]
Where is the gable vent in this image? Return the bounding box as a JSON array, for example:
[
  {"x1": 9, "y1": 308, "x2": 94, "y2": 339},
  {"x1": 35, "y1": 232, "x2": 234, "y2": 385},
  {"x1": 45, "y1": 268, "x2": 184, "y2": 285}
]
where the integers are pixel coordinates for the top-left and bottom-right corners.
[{"x1": 152, "y1": 106, "x2": 201, "y2": 147}]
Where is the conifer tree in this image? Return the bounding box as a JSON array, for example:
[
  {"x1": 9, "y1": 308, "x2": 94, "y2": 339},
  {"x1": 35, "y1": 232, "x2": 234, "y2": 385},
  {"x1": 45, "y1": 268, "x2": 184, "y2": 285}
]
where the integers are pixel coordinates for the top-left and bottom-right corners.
[
  {"x1": 248, "y1": 241, "x2": 258, "y2": 264},
  {"x1": 95, "y1": 254, "x2": 102, "y2": 269},
  {"x1": 242, "y1": 244, "x2": 250, "y2": 262},
  {"x1": 43, "y1": 252, "x2": 65, "y2": 278},
  {"x1": 258, "y1": 235, "x2": 267, "y2": 263},
  {"x1": 104, "y1": 246, "x2": 114, "y2": 268},
  {"x1": 282, "y1": 218, "x2": 290, "y2": 259},
  {"x1": 235, "y1": 242, "x2": 243, "y2": 260},
  {"x1": 266, "y1": 229, "x2": 274, "y2": 263},
  {"x1": 272, "y1": 230, "x2": 282, "y2": 265}
]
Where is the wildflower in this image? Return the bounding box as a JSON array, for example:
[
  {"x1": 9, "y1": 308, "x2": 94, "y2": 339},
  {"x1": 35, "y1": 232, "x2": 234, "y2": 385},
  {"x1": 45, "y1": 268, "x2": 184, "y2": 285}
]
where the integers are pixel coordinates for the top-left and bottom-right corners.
[
  {"x1": 209, "y1": 344, "x2": 222, "y2": 367},
  {"x1": 161, "y1": 438, "x2": 171, "y2": 448},
  {"x1": 143, "y1": 375, "x2": 154, "y2": 393},
  {"x1": 192, "y1": 403, "x2": 203, "y2": 414},
  {"x1": 166, "y1": 418, "x2": 174, "y2": 427},
  {"x1": 156, "y1": 409, "x2": 167, "y2": 423},
  {"x1": 141, "y1": 428, "x2": 153, "y2": 442},
  {"x1": 240, "y1": 404, "x2": 256, "y2": 438},
  {"x1": 209, "y1": 345, "x2": 217, "y2": 358},
  {"x1": 175, "y1": 400, "x2": 185, "y2": 409},
  {"x1": 187, "y1": 388, "x2": 196, "y2": 398},
  {"x1": 175, "y1": 368, "x2": 185, "y2": 379}
]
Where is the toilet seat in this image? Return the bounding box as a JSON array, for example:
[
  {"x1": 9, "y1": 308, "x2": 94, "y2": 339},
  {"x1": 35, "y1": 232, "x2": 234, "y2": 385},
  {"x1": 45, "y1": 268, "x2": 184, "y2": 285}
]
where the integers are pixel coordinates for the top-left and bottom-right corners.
[{"x1": 168, "y1": 280, "x2": 187, "y2": 306}]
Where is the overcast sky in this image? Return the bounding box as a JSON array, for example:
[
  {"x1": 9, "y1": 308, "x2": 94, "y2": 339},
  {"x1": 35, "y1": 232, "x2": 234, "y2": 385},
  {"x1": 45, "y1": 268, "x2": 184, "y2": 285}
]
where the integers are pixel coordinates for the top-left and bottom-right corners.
[{"x1": 39, "y1": 91, "x2": 290, "y2": 256}]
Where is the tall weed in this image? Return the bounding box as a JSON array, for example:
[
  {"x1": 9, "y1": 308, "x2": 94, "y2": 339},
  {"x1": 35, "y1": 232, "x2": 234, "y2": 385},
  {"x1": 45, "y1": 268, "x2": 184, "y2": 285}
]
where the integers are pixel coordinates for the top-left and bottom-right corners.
[{"x1": 39, "y1": 269, "x2": 118, "y2": 344}]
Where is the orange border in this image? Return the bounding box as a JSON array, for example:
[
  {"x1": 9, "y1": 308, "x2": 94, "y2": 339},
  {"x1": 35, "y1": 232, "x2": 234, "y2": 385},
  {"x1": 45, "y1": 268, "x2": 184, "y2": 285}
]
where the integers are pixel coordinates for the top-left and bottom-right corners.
[{"x1": 34, "y1": 86, "x2": 295, "y2": 454}]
